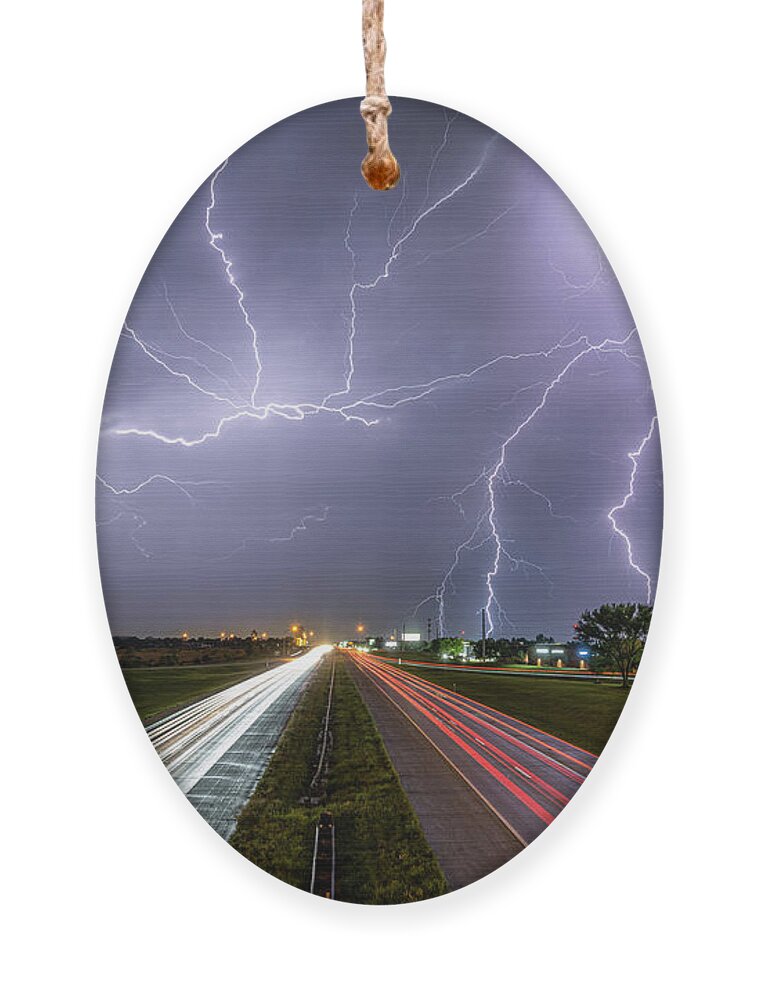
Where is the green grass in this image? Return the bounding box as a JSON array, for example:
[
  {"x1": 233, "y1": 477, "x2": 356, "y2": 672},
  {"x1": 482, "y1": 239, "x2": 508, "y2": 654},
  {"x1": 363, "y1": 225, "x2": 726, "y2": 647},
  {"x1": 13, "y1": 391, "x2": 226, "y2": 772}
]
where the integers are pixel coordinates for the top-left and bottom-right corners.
[
  {"x1": 121, "y1": 660, "x2": 275, "y2": 723},
  {"x1": 231, "y1": 657, "x2": 447, "y2": 904},
  {"x1": 398, "y1": 665, "x2": 630, "y2": 755}
]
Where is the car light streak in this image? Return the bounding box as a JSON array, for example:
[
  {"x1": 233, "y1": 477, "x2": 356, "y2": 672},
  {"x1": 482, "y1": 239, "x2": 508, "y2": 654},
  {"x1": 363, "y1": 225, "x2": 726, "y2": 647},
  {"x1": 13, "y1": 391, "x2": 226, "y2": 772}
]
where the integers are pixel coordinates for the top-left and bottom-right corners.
[
  {"x1": 351, "y1": 649, "x2": 596, "y2": 841},
  {"x1": 370, "y1": 657, "x2": 590, "y2": 781}
]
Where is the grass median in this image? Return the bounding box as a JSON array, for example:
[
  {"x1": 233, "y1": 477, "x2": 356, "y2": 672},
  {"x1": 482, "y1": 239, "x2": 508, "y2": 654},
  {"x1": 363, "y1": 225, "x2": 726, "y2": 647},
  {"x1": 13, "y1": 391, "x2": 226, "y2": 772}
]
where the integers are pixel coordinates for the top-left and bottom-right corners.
[
  {"x1": 231, "y1": 655, "x2": 447, "y2": 904},
  {"x1": 397, "y1": 664, "x2": 630, "y2": 755}
]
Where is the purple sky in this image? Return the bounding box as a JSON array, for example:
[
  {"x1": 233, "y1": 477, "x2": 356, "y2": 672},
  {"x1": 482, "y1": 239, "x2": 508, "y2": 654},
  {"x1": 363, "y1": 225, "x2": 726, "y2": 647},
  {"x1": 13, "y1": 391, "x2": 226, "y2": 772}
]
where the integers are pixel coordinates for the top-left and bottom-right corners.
[{"x1": 96, "y1": 97, "x2": 662, "y2": 641}]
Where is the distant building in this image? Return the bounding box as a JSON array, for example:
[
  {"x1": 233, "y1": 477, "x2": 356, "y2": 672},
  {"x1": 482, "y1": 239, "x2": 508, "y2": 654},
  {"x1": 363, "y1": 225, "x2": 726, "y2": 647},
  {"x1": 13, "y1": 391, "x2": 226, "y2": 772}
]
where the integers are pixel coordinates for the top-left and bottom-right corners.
[
  {"x1": 401, "y1": 631, "x2": 422, "y2": 646},
  {"x1": 527, "y1": 641, "x2": 592, "y2": 669}
]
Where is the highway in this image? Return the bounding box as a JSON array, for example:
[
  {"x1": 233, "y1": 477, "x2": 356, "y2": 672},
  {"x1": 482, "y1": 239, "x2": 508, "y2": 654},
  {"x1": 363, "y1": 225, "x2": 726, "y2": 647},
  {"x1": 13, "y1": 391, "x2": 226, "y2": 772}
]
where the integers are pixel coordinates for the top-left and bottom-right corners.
[
  {"x1": 146, "y1": 645, "x2": 331, "y2": 840},
  {"x1": 377, "y1": 655, "x2": 620, "y2": 681},
  {"x1": 351, "y1": 650, "x2": 597, "y2": 846}
]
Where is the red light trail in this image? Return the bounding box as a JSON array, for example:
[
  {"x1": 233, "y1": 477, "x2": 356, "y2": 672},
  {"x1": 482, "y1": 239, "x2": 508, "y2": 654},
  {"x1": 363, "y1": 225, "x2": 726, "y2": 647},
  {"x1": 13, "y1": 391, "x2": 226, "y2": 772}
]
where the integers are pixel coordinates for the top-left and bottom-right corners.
[{"x1": 350, "y1": 650, "x2": 597, "y2": 844}]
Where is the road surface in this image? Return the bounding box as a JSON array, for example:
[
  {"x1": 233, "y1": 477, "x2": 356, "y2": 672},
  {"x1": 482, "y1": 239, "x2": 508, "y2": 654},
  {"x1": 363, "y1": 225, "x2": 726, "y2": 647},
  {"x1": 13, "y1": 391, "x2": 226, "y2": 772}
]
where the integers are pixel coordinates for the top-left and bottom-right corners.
[
  {"x1": 351, "y1": 650, "x2": 597, "y2": 846},
  {"x1": 146, "y1": 646, "x2": 331, "y2": 839},
  {"x1": 351, "y1": 656, "x2": 524, "y2": 889}
]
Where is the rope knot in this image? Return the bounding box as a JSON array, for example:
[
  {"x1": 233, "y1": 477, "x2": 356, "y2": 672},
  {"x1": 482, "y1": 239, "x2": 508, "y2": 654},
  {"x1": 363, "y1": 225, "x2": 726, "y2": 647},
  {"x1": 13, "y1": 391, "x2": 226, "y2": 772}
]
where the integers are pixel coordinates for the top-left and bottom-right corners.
[
  {"x1": 360, "y1": 0, "x2": 400, "y2": 190},
  {"x1": 360, "y1": 95, "x2": 392, "y2": 120}
]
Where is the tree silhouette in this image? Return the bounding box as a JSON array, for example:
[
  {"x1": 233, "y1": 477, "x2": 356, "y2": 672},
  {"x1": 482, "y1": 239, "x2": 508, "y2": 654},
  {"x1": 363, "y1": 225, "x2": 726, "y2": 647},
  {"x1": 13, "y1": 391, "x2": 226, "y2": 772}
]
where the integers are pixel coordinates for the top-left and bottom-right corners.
[{"x1": 575, "y1": 603, "x2": 652, "y2": 687}]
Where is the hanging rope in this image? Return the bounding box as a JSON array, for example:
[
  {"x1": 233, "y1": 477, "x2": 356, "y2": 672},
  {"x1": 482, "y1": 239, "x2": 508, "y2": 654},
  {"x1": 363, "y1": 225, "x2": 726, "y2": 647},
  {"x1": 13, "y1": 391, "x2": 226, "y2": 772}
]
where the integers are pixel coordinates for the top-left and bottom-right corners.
[{"x1": 361, "y1": 0, "x2": 400, "y2": 190}]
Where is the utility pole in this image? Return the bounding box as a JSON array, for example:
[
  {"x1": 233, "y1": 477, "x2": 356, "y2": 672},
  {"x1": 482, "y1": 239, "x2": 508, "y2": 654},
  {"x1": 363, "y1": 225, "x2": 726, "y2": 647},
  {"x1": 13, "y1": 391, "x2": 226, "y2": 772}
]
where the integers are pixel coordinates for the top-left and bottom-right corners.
[{"x1": 481, "y1": 608, "x2": 486, "y2": 662}]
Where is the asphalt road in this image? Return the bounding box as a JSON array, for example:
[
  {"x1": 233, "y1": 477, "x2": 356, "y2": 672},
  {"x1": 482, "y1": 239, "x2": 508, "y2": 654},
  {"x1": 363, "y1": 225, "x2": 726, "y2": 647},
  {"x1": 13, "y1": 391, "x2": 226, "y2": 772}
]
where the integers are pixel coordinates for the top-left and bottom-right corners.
[
  {"x1": 146, "y1": 645, "x2": 331, "y2": 840},
  {"x1": 351, "y1": 658, "x2": 524, "y2": 890},
  {"x1": 351, "y1": 650, "x2": 597, "y2": 847}
]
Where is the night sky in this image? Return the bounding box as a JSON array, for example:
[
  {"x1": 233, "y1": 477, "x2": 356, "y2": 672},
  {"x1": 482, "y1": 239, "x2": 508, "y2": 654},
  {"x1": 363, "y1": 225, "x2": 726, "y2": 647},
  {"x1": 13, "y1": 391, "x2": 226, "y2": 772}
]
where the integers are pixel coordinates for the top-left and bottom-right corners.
[{"x1": 96, "y1": 97, "x2": 662, "y2": 642}]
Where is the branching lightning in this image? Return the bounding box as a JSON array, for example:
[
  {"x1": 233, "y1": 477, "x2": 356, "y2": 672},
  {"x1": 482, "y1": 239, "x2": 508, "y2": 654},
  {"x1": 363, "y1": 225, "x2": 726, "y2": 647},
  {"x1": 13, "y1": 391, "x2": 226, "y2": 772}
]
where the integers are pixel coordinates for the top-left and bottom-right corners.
[
  {"x1": 421, "y1": 330, "x2": 645, "y2": 635},
  {"x1": 323, "y1": 145, "x2": 492, "y2": 405},
  {"x1": 122, "y1": 323, "x2": 243, "y2": 410},
  {"x1": 162, "y1": 282, "x2": 251, "y2": 397},
  {"x1": 269, "y1": 507, "x2": 331, "y2": 543},
  {"x1": 213, "y1": 507, "x2": 331, "y2": 561},
  {"x1": 96, "y1": 473, "x2": 225, "y2": 502},
  {"x1": 96, "y1": 473, "x2": 226, "y2": 560},
  {"x1": 99, "y1": 109, "x2": 658, "y2": 635},
  {"x1": 607, "y1": 416, "x2": 659, "y2": 603},
  {"x1": 95, "y1": 509, "x2": 151, "y2": 559},
  {"x1": 205, "y1": 158, "x2": 263, "y2": 405}
]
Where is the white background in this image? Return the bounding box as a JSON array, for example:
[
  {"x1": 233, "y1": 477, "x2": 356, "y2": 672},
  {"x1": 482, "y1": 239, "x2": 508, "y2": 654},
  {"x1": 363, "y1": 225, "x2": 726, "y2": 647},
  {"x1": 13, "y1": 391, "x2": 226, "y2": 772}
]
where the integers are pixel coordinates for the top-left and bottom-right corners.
[{"x1": 3, "y1": 2, "x2": 755, "y2": 996}]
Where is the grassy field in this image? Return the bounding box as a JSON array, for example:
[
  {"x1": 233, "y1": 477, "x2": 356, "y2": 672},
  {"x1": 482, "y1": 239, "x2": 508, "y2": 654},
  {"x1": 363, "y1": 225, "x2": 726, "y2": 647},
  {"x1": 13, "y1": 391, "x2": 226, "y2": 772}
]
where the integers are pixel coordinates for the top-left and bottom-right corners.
[
  {"x1": 121, "y1": 660, "x2": 277, "y2": 723},
  {"x1": 231, "y1": 656, "x2": 447, "y2": 904},
  {"x1": 398, "y1": 664, "x2": 630, "y2": 755}
]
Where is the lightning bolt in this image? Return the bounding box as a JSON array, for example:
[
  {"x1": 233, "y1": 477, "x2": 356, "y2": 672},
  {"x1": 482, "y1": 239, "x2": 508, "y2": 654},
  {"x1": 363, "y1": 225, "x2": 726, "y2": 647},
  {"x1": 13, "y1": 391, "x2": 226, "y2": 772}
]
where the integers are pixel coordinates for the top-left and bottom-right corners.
[
  {"x1": 413, "y1": 511, "x2": 491, "y2": 635},
  {"x1": 102, "y1": 113, "x2": 658, "y2": 636},
  {"x1": 549, "y1": 247, "x2": 606, "y2": 301},
  {"x1": 323, "y1": 144, "x2": 492, "y2": 405},
  {"x1": 269, "y1": 507, "x2": 331, "y2": 543},
  {"x1": 213, "y1": 507, "x2": 331, "y2": 561},
  {"x1": 423, "y1": 331, "x2": 642, "y2": 635},
  {"x1": 204, "y1": 158, "x2": 263, "y2": 405},
  {"x1": 112, "y1": 151, "x2": 519, "y2": 446},
  {"x1": 95, "y1": 510, "x2": 151, "y2": 559},
  {"x1": 96, "y1": 473, "x2": 225, "y2": 502},
  {"x1": 162, "y1": 282, "x2": 251, "y2": 396},
  {"x1": 483, "y1": 332, "x2": 640, "y2": 633},
  {"x1": 607, "y1": 416, "x2": 659, "y2": 603},
  {"x1": 113, "y1": 120, "x2": 509, "y2": 449},
  {"x1": 425, "y1": 110, "x2": 458, "y2": 203},
  {"x1": 122, "y1": 323, "x2": 243, "y2": 410},
  {"x1": 95, "y1": 473, "x2": 229, "y2": 562}
]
